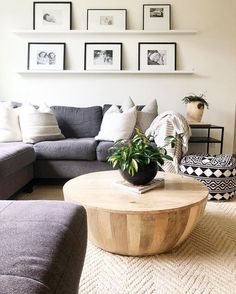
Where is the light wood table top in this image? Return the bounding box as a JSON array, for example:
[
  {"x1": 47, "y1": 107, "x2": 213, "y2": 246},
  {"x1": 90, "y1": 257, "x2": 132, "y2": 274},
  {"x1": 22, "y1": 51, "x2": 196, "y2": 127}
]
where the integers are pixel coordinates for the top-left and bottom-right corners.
[{"x1": 63, "y1": 170, "x2": 208, "y2": 213}]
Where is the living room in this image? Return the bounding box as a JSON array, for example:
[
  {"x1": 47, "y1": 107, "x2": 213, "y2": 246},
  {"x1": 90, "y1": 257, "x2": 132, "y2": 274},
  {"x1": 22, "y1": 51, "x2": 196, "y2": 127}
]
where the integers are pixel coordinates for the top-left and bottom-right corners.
[{"x1": 0, "y1": 0, "x2": 236, "y2": 293}]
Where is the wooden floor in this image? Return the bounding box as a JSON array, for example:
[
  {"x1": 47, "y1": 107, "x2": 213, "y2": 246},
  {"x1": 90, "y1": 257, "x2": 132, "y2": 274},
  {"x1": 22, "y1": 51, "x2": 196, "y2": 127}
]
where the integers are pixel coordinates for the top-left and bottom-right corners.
[{"x1": 15, "y1": 184, "x2": 64, "y2": 201}]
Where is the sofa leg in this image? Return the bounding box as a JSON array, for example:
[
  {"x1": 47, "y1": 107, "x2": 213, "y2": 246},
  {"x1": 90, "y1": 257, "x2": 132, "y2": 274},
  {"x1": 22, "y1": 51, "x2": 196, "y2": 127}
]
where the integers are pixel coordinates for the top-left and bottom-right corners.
[{"x1": 22, "y1": 180, "x2": 34, "y2": 194}]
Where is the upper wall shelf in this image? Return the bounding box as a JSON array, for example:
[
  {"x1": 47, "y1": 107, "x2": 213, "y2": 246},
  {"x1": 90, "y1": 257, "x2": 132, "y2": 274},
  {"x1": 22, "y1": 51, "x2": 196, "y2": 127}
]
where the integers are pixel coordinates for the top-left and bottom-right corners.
[
  {"x1": 14, "y1": 29, "x2": 197, "y2": 36},
  {"x1": 17, "y1": 70, "x2": 194, "y2": 75}
]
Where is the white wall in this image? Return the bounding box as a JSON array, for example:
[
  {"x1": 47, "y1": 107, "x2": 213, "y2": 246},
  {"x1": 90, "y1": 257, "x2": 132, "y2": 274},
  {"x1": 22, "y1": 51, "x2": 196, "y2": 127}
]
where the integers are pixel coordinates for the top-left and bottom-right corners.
[{"x1": 0, "y1": 0, "x2": 236, "y2": 153}]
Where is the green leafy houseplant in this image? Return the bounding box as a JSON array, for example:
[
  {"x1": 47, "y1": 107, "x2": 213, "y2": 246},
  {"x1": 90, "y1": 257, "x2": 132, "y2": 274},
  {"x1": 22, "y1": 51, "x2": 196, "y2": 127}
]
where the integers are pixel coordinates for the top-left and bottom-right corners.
[
  {"x1": 182, "y1": 93, "x2": 209, "y2": 109},
  {"x1": 108, "y1": 129, "x2": 173, "y2": 178}
]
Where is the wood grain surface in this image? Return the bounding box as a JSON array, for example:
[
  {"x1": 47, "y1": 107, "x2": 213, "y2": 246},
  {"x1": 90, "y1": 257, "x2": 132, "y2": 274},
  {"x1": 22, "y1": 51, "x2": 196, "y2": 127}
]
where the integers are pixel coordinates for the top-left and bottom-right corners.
[{"x1": 63, "y1": 171, "x2": 208, "y2": 256}]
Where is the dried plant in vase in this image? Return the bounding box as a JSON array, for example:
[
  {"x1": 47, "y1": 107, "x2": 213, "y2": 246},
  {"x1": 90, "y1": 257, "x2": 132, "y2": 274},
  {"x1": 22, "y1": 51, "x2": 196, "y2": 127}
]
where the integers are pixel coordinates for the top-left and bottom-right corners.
[{"x1": 182, "y1": 93, "x2": 209, "y2": 123}]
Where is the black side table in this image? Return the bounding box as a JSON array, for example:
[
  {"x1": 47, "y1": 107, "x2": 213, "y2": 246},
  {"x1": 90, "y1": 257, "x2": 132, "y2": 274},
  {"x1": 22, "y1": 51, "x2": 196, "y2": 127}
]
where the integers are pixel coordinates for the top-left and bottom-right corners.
[{"x1": 189, "y1": 124, "x2": 224, "y2": 154}]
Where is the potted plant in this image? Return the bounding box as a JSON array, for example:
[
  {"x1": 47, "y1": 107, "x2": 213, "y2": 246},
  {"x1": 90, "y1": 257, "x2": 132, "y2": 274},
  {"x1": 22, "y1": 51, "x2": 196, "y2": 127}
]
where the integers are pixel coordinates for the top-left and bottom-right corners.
[
  {"x1": 182, "y1": 93, "x2": 209, "y2": 123},
  {"x1": 107, "y1": 129, "x2": 173, "y2": 185}
]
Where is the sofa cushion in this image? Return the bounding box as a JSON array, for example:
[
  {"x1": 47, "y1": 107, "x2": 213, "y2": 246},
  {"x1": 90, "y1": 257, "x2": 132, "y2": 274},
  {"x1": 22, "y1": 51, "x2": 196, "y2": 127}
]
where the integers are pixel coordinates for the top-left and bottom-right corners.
[
  {"x1": 96, "y1": 141, "x2": 114, "y2": 162},
  {"x1": 103, "y1": 99, "x2": 157, "y2": 133},
  {"x1": 0, "y1": 200, "x2": 87, "y2": 294},
  {"x1": 95, "y1": 105, "x2": 137, "y2": 141},
  {"x1": 103, "y1": 104, "x2": 144, "y2": 115},
  {"x1": 0, "y1": 143, "x2": 35, "y2": 177},
  {"x1": 34, "y1": 138, "x2": 98, "y2": 160},
  {"x1": 19, "y1": 102, "x2": 64, "y2": 144},
  {"x1": 136, "y1": 99, "x2": 158, "y2": 133},
  {"x1": 0, "y1": 102, "x2": 22, "y2": 142},
  {"x1": 120, "y1": 96, "x2": 135, "y2": 112},
  {"x1": 51, "y1": 106, "x2": 103, "y2": 138}
]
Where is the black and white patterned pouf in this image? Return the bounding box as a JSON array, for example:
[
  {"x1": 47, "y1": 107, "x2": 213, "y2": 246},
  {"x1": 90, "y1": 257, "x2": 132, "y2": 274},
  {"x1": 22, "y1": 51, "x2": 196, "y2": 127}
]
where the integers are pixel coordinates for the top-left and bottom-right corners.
[{"x1": 179, "y1": 154, "x2": 236, "y2": 200}]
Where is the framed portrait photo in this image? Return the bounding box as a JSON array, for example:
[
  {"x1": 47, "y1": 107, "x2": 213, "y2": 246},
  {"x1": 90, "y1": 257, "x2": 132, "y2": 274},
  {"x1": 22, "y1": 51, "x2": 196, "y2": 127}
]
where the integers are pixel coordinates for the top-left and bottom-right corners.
[
  {"x1": 33, "y1": 2, "x2": 72, "y2": 31},
  {"x1": 84, "y1": 43, "x2": 122, "y2": 71},
  {"x1": 143, "y1": 4, "x2": 171, "y2": 30},
  {"x1": 138, "y1": 42, "x2": 176, "y2": 72},
  {"x1": 27, "y1": 42, "x2": 66, "y2": 71},
  {"x1": 87, "y1": 9, "x2": 127, "y2": 31}
]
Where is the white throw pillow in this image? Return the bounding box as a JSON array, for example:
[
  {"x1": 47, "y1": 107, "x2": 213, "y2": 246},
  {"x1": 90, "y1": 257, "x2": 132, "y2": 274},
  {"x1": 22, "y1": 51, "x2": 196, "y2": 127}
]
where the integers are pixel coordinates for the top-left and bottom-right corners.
[
  {"x1": 95, "y1": 105, "x2": 137, "y2": 141},
  {"x1": 0, "y1": 102, "x2": 22, "y2": 142},
  {"x1": 121, "y1": 97, "x2": 158, "y2": 133},
  {"x1": 19, "y1": 102, "x2": 64, "y2": 144},
  {"x1": 136, "y1": 99, "x2": 158, "y2": 133},
  {"x1": 121, "y1": 96, "x2": 135, "y2": 112}
]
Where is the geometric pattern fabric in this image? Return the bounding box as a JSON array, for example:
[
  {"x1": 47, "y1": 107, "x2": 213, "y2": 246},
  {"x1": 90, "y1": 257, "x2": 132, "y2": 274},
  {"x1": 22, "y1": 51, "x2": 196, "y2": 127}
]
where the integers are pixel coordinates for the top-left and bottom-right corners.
[{"x1": 180, "y1": 154, "x2": 236, "y2": 201}]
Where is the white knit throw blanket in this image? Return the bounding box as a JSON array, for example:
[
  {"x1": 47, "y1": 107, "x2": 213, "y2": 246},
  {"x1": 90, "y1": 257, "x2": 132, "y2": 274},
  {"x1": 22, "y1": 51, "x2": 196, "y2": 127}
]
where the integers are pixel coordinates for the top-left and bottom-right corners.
[{"x1": 145, "y1": 111, "x2": 191, "y2": 173}]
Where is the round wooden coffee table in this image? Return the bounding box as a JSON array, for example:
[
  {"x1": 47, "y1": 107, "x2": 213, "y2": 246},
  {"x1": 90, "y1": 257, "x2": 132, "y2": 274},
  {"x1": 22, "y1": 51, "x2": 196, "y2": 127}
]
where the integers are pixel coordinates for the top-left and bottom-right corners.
[{"x1": 63, "y1": 171, "x2": 208, "y2": 256}]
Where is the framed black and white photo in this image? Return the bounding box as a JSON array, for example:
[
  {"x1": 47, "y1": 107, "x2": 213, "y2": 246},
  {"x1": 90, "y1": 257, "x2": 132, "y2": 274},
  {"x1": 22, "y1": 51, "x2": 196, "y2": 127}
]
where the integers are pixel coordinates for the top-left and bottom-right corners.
[
  {"x1": 143, "y1": 4, "x2": 171, "y2": 30},
  {"x1": 27, "y1": 42, "x2": 66, "y2": 70},
  {"x1": 33, "y1": 2, "x2": 72, "y2": 30},
  {"x1": 84, "y1": 43, "x2": 122, "y2": 71},
  {"x1": 138, "y1": 42, "x2": 176, "y2": 72},
  {"x1": 87, "y1": 9, "x2": 127, "y2": 31}
]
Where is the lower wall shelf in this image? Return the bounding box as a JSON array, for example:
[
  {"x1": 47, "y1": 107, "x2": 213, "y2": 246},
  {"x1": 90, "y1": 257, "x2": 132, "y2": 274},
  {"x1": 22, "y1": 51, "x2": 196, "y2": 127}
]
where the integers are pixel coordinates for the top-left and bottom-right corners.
[{"x1": 17, "y1": 70, "x2": 194, "y2": 75}]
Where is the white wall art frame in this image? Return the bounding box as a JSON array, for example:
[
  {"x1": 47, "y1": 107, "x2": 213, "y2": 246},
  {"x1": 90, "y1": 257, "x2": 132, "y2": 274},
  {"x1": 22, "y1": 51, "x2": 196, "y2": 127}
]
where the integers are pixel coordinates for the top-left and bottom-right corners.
[
  {"x1": 87, "y1": 9, "x2": 127, "y2": 31},
  {"x1": 138, "y1": 42, "x2": 176, "y2": 72},
  {"x1": 27, "y1": 42, "x2": 66, "y2": 71},
  {"x1": 84, "y1": 43, "x2": 123, "y2": 71},
  {"x1": 143, "y1": 4, "x2": 171, "y2": 30},
  {"x1": 33, "y1": 2, "x2": 72, "y2": 31}
]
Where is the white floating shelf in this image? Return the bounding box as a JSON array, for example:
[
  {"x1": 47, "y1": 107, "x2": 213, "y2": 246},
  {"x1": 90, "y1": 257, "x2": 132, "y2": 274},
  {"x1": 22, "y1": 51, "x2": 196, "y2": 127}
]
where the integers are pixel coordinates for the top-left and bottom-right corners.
[
  {"x1": 18, "y1": 70, "x2": 195, "y2": 75},
  {"x1": 14, "y1": 29, "x2": 197, "y2": 35}
]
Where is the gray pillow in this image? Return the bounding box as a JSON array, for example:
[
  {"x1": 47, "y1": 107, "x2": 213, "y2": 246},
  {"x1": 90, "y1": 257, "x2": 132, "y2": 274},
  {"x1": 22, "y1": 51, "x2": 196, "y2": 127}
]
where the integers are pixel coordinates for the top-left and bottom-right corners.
[{"x1": 51, "y1": 105, "x2": 103, "y2": 138}]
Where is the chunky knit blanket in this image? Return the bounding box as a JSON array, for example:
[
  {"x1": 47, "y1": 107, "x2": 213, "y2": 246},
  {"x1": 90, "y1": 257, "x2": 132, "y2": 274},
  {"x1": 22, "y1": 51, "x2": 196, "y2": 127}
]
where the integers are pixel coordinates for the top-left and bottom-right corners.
[{"x1": 145, "y1": 111, "x2": 191, "y2": 173}]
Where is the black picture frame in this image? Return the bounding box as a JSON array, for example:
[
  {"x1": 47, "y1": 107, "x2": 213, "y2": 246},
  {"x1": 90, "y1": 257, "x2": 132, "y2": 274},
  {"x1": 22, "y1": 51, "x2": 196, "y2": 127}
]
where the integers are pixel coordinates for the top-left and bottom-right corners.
[
  {"x1": 84, "y1": 42, "x2": 123, "y2": 71},
  {"x1": 143, "y1": 4, "x2": 171, "y2": 30},
  {"x1": 33, "y1": 1, "x2": 72, "y2": 30},
  {"x1": 27, "y1": 42, "x2": 66, "y2": 70},
  {"x1": 87, "y1": 9, "x2": 127, "y2": 31},
  {"x1": 138, "y1": 42, "x2": 176, "y2": 71}
]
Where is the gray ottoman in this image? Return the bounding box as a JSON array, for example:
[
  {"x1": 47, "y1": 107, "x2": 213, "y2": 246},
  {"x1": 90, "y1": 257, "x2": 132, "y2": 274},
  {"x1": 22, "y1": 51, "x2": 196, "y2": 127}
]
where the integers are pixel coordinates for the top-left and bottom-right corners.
[
  {"x1": 0, "y1": 201, "x2": 87, "y2": 294},
  {"x1": 180, "y1": 154, "x2": 236, "y2": 200}
]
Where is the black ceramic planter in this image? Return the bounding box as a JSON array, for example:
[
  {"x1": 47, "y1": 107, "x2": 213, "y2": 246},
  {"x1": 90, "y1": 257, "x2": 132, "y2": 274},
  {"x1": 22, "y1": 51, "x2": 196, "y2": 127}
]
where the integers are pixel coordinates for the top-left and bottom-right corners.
[{"x1": 120, "y1": 161, "x2": 158, "y2": 185}]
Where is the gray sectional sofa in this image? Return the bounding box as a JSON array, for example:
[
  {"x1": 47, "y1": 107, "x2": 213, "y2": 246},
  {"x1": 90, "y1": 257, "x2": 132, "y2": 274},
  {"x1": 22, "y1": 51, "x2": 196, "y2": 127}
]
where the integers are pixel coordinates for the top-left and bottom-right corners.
[
  {"x1": 0, "y1": 104, "x2": 116, "y2": 200},
  {"x1": 0, "y1": 104, "x2": 95, "y2": 293},
  {"x1": 34, "y1": 105, "x2": 114, "y2": 179}
]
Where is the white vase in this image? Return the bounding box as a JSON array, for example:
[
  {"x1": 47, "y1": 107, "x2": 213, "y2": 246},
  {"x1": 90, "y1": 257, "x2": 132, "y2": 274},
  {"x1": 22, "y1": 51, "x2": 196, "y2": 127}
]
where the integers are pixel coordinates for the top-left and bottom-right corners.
[{"x1": 186, "y1": 101, "x2": 204, "y2": 122}]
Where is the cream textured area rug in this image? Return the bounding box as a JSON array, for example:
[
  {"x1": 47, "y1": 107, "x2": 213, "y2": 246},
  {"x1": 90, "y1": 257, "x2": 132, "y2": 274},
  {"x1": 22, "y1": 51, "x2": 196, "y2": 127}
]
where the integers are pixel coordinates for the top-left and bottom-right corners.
[
  {"x1": 16, "y1": 187, "x2": 236, "y2": 293},
  {"x1": 80, "y1": 199, "x2": 236, "y2": 294}
]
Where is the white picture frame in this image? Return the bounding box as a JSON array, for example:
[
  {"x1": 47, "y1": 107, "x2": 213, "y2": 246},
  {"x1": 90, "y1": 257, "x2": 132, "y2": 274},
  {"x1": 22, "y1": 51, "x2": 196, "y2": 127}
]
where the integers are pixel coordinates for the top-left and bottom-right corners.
[
  {"x1": 87, "y1": 9, "x2": 127, "y2": 31},
  {"x1": 33, "y1": 2, "x2": 72, "y2": 31},
  {"x1": 27, "y1": 42, "x2": 66, "y2": 71},
  {"x1": 138, "y1": 42, "x2": 176, "y2": 72},
  {"x1": 84, "y1": 43, "x2": 123, "y2": 71},
  {"x1": 143, "y1": 4, "x2": 171, "y2": 31}
]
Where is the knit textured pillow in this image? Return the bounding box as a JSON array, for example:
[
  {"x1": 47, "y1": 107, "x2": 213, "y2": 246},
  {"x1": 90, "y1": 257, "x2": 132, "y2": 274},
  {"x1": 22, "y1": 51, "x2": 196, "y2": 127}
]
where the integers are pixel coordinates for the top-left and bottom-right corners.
[
  {"x1": 136, "y1": 99, "x2": 158, "y2": 133},
  {"x1": 19, "y1": 102, "x2": 64, "y2": 144}
]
